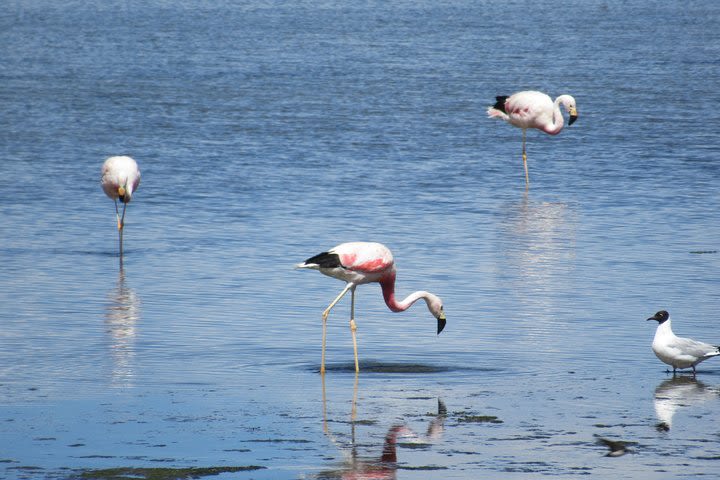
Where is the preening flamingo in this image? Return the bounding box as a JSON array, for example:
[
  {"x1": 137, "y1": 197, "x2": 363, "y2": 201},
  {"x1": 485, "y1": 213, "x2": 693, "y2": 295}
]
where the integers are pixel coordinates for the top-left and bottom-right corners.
[
  {"x1": 647, "y1": 310, "x2": 720, "y2": 375},
  {"x1": 297, "y1": 242, "x2": 446, "y2": 374},
  {"x1": 487, "y1": 91, "x2": 578, "y2": 186},
  {"x1": 101, "y1": 156, "x2": 141, "y2": 255}
]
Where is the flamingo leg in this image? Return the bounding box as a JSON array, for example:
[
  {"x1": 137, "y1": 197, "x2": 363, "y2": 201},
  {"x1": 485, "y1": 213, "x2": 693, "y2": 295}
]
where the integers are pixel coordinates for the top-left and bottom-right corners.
[
  {"x1": 119, "y1": 201, "x2": 128, "y2": 230},
  {"x1": 114, "y1": 200, "x2": 122, "y2": 230},
  {"x1": 114, "y1": 200, "x2": 125, "y2": 258},
  {"x1": 522, "y1": 128, "x2": 530, "y2": 186},
  {"x1": 350, "y1": 287, "x2": 359, "y2": 373},
  {"x1": 119, "y1": 226, "x2": 124, "y2": 258},
  {"x1": 321, "y1": 283, "x2": 354, "y2": 374}
]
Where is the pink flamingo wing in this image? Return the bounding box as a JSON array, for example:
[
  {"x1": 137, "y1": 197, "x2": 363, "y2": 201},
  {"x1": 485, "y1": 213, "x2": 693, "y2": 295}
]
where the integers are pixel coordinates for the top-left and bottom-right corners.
[
  {"x1": 339, "y1": 253, "x2": 391, "y2": 273},
  {"x1": 335, "y1": 243, "x2": 394, "y2": 274},
  {"x1": 352, "y1": 257, "x2": 391, "y2": 273},
  {"x1": 506, "y1": 99, "x2": 533, "y2": 119}
]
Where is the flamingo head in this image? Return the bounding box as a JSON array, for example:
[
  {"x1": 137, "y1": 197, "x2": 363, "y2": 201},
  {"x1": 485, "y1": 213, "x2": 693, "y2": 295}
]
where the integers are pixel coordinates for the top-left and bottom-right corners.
[
  {"x1": 117, "y1": 183, "x2": 133, "y2": 203},
  {"x1": 559, "y1": 95, "x2": 578, "y2": 125},
  {"x1": 425, "y1": 294, "x2": 446, "y2": 334}
]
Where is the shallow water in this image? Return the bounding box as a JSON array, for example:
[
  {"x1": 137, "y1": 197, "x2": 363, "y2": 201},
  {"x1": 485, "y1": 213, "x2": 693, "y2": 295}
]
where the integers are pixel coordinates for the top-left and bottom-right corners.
[{"x1": 1, "y1": 0, "x2": 720, "y2": 478}]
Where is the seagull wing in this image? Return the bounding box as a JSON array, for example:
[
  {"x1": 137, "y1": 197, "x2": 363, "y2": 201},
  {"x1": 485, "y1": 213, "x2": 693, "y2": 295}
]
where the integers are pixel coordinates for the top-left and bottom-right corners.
[{"x1": 669, "y1": 336, "x2": 720, "y2": 360}]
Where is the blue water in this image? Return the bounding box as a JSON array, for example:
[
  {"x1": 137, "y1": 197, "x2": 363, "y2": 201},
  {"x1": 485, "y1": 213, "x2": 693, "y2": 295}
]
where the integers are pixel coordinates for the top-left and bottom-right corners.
[{"x1": 1, "y1": 0, "x2": 720, "y2": 478}]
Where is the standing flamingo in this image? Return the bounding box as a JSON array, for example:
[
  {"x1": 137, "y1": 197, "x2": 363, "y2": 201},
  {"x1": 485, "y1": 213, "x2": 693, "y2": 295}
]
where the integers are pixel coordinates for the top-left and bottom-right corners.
[
  {"x1": 487, "y1": 91, "x2": 578, "y2": 186},
  {"x1": 101, "y1": 156, "x2": 141, "y2": 255},
  {"x1": 296, "y1": 242, "x2": 446, "y2": 374}
]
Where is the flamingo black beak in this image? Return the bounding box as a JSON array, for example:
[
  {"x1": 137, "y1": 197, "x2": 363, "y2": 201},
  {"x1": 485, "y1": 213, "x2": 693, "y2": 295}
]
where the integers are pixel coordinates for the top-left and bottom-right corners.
[
  {"x1": 437, "y1": 314, "x2": 447, "y2": 335},
  {"x1": 569, "y1": 107, "x2": 578, "y2": 125}
]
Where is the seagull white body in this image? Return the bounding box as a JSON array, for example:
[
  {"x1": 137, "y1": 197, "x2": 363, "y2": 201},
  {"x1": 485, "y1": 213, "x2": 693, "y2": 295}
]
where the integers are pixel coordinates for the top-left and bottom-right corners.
[
  {"x1": 296, "y1": 241, "x2": 446, "y2": 374},
  {"x1": 648, "y1": 310, "x2": 720, "y2": 374},
  {"x1": 101, "y1": 156, "x2": 141, "y2": 255},
  {"x1": 487, "y1": 90, "x2": 578, "y2": 186}
]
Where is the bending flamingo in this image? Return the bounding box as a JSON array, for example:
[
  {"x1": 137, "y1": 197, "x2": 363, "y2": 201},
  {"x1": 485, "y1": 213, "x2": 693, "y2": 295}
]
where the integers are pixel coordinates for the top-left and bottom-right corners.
[
  {"x1": 296, "y1": 242, "x2": 446, "y2": 374},
  {"x1": 101, "y1": 156, "x2": 141, "y2": 255},
  {"x1": 487, "y1": 91, "x2": 578, "y2": 186}
]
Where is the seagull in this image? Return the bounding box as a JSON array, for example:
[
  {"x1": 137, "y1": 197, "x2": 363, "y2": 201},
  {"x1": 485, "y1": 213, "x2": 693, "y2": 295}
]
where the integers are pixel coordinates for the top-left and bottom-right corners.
[
  {"x1": 487, "y1": 90, "x2": 578, "y2": 186},
  {"x1": 647, "y1": 310, "x2": 720, "y2": 375},
  {"x1": 297, "y1": 241, "x2": 446, "y2": 374}
]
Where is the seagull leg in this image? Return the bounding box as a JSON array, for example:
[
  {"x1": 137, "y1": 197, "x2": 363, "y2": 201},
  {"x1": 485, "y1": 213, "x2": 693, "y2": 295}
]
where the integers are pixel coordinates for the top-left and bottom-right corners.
[
  {"x1": 522, "y1": 128, "x2": 530, "y2": 186},
  {"x1": 350, "y1": 286, "x2": 359, "y2": 374},
  {"x1": 321, "y1": 283, "x2": 353, "y2": 375}
]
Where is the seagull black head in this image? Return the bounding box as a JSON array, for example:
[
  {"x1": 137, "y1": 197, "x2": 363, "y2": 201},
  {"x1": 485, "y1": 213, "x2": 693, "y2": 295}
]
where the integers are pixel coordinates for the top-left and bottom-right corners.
[{"x1": 647, "y1": 310, "x2": 669, "y2": 324}]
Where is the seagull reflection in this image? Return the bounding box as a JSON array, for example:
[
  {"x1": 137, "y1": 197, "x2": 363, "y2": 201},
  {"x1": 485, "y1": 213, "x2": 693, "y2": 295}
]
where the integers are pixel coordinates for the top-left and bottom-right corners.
[
  {"x1": 318, "y1": 376, "x2": 445, "y2": 479},
  {"x1": 105, "y1": 268, "x2": 141, "y2": 386},
  {"x1": 654, "y1": 376, "x2": 719, "y2": 431}
]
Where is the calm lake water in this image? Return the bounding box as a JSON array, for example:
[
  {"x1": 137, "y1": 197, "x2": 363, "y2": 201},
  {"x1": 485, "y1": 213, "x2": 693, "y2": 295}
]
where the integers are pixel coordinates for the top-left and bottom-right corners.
[{"x1": 1, "y1": 0, "x2": 720, "y2": 478}]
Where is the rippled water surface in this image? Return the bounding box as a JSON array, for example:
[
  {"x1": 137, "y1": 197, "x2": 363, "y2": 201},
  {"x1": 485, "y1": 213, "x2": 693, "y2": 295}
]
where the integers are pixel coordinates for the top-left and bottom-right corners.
[{"x1": 1, "y1": 1, "x2": 720, "y2": 478}]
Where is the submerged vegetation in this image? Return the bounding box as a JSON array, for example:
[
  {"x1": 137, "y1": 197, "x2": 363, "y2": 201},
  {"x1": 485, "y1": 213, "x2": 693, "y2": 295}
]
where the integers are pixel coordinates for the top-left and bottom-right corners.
[
  {"x1": 453, "y1": 413, "x2": 503, "y2": 424},
  {"x1": 77, "y1": 466, "x2": 265, "y2": 480}
]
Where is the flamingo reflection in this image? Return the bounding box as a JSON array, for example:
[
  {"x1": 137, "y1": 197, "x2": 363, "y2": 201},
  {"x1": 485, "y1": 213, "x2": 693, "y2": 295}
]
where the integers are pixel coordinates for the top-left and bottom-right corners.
[
  {"x1": 105, "y1": 268, "x2": 141, "y2": 386},
  {"x1": 318, "y1": 376, "x2": 445, "y2": 479},
  {"x1": 498, "y1": 194, "x2": 576, "y2": 285},
  {"x1": 654, "y1": 376, "x2": 719, "y2": 431}
]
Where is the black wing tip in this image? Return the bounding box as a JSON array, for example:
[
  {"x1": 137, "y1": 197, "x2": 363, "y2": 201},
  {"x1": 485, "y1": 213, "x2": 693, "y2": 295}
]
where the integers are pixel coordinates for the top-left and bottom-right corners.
[
  {"x1": 303, "y1": 251, "x2": 342, "y2": 269},
  {"x1": 493, "y1": 96, "x2": 509, "y2": 113}
]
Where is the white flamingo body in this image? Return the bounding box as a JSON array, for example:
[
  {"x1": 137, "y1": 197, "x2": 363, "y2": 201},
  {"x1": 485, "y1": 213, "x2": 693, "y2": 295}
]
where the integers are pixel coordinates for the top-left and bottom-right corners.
[
  {"x1": 101, "y1": 156, "x2": 141, "y2": 254},
  {"x1": 297, "y1": 242, "x2": 446, "y2": 374},
  {"x1": 312, "y1": 242, "x2": 394, "y2": 285},
  {"x1": 101, "y1": 156, "x2": 141, "y2": 206},
  {"x1": 648, "y1": 311, "x2": 720, "y2": 374},
  {"x1": 487, "y1": 90, "x2": 578, "y2": 185}
]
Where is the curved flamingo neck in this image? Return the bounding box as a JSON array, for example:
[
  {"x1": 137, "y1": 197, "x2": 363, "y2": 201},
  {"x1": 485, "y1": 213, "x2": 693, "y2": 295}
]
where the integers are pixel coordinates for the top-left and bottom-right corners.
[
  {"x1": 541, "y1": 97, "x2": 565, "y2": 135},
  {"x1": 380, "y1": 273, "x2": 427, "y2": 313}
]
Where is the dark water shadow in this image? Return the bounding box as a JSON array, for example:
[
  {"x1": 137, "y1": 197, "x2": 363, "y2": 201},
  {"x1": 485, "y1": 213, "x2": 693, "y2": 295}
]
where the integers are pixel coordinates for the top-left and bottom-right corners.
[
  {"x1": 48, "y1": 247, "x2": 142, "y2": 258},
  {"x1": 69, "y1": 465, "x2": 265, "y2": 479},
  {"x1": 306, "y1": 360, "x2": 502, "y2": 375}
]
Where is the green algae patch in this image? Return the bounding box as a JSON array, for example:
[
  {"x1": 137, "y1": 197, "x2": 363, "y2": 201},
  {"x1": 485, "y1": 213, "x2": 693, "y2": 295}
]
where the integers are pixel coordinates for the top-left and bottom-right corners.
[
  {"x1": 455, "y1": 414, "x2": 503, "y2": 424},
  {"x1": 78, "y1": 465, "x2": 265, "y2": 480}
]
